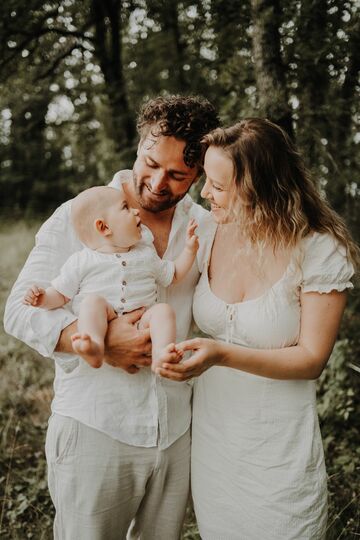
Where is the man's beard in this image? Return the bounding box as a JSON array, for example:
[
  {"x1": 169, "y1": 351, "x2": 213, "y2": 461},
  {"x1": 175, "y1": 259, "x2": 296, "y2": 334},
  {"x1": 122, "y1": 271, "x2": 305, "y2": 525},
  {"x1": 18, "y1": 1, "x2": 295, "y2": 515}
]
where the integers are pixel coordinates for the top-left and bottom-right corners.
[{"x1": 133, "y1": 172, "x2": 188, "y2": 213}]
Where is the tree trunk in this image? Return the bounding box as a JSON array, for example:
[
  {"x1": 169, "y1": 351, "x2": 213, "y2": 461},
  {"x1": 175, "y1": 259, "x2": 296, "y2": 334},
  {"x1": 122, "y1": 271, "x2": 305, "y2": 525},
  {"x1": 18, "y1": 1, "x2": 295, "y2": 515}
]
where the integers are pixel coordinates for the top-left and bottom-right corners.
[
  {"x1": 91, "y1": 0, "x2": 135, "y2": 150},
  {"x1": 335, "y1": 18, "x2": 360, "y2": 155},
  {"x1": 146, "y1": 0, "x2": 187, "y2": 92},
  {"x1": 295, "y1": 0, "x2": 329, "y2": 167},
  {"x1": 250, "y1": 0, "x2": 294, "y2": 137}
]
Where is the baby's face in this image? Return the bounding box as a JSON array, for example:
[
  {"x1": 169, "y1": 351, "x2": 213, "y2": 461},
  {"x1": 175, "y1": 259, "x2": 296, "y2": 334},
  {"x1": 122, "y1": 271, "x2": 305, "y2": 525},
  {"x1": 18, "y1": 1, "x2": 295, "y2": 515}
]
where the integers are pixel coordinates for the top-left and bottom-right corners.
[{"x1": 106, "y1": 190, "x2": 142, "y2": 248}]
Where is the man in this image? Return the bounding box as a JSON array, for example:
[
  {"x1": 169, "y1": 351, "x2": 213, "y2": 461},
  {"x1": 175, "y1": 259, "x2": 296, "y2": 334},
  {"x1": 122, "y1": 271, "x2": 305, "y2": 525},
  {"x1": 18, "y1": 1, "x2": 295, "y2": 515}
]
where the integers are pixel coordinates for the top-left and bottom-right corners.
[{"x1": 4, "y1": 95, "x2": 219, "y2": 539}]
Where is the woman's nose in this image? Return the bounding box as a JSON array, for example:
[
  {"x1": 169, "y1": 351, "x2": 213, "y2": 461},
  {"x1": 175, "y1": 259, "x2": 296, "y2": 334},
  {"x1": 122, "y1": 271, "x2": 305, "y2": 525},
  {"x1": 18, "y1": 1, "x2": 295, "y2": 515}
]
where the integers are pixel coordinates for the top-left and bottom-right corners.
[{"x1": 200, "y1": 179, "x2": 211, "y2": 200}]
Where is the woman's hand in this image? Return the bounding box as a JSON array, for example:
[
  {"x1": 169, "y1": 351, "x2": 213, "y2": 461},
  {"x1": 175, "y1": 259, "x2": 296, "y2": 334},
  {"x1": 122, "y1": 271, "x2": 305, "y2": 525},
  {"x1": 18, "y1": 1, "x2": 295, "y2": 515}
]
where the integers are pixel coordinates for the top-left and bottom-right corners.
[{"x1": 156, "y1": 337, "x2": 225, "y2": 381}]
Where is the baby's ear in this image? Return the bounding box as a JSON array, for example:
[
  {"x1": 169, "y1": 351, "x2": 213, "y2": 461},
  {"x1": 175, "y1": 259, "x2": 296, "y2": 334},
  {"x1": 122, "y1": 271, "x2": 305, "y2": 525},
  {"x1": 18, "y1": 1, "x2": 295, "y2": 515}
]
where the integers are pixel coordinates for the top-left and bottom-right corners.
[{"x1": 94, "y1": 219, "x2": 111, "y2": 236}]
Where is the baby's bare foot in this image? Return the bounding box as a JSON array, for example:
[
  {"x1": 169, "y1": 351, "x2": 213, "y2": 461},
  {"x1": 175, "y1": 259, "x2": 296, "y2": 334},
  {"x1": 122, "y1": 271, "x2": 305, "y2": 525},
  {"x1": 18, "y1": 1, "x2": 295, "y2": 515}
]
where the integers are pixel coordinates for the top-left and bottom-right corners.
[
  {"x1": 152, "y1": 343, "x2": 183, "y2": 372},
  {"x1": 71, "y1": 333, "x2": 104, "y2": 368}
]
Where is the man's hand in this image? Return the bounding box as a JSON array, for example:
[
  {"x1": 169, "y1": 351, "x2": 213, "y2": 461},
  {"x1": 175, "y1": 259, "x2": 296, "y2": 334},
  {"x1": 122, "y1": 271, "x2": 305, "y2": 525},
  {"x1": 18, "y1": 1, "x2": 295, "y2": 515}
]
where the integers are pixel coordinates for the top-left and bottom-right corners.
[
  {"x1": 104, "y1": 308, "x2": 152, "y2": 373},
  {"x1": 56, "y1": 308, "x2": 152, "y2": 373}
]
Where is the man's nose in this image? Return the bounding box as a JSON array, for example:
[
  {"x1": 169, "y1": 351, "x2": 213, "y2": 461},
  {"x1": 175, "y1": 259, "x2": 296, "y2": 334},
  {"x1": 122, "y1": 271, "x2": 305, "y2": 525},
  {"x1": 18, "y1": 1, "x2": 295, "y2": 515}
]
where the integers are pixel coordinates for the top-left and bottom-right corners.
[{"x1": 150, "y1": 170, "x2": 168, "y2": 193}]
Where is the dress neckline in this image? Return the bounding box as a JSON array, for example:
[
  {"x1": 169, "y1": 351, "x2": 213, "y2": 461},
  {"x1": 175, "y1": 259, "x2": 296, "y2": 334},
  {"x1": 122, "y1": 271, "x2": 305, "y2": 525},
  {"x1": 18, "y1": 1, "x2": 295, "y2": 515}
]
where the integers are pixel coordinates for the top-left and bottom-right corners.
[{"x1": 205, "y1": 228, "x2": 295, "y2": 307}]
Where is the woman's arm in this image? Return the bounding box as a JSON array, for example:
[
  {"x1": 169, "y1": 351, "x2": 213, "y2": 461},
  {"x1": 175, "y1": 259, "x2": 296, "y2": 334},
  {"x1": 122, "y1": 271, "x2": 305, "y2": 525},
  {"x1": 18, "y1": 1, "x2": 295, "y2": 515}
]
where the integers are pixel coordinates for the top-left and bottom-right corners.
[{"x1": 156, "y1": 290, "x2": 348, "y2": 381}]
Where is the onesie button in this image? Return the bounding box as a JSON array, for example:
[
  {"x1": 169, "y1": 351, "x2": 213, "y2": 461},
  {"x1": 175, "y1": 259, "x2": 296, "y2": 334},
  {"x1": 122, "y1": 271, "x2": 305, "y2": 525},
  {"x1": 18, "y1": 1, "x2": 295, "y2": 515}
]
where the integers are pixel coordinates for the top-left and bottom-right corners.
[
  {"x1": 116, "y1": 253, "x2": 122, "y2": 258},
  {"x1": 121, "y1": 298, "x2": 126, "y2": 303},
  {"x1": 122, "y1": 281, "x2": 127, "y2": 286},
  {"x1": 122, "y1": 261, "x2": 126, "y2": 266}
]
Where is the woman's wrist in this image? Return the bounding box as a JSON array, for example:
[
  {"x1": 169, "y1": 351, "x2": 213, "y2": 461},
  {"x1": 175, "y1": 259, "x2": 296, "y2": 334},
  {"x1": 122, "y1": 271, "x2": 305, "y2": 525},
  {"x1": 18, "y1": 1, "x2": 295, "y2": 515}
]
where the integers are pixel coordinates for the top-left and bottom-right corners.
[{"x1": 214, "y1": 341, "x2": 230, "y2": 367}]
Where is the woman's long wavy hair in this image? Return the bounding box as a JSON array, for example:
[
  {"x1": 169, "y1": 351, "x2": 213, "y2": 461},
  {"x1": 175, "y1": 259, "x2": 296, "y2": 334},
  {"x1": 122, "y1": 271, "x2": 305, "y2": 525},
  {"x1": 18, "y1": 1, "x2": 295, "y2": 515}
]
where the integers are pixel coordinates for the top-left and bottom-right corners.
[{"x1": 203, "y1": 118, "x2": 359, "y2": 270}]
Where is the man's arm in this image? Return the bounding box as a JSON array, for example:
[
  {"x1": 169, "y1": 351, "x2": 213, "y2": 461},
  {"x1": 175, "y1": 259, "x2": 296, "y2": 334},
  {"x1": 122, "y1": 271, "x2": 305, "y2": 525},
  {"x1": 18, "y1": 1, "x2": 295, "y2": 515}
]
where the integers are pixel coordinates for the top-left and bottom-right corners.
[
  {"x1": 4, "y1": 201, "x2": 80, "y2": 359},
  {"x1": 4, "y1": 197, "x2": 152, "y2": 371}
]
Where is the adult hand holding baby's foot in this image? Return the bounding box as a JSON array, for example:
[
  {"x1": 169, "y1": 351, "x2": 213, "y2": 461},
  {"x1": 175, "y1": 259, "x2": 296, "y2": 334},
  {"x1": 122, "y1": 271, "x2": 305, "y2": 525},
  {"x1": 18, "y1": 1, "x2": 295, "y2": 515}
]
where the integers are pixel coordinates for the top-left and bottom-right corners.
[
  {"x1": 152, "y1": 343, "x2": 183, "y2": 373},
  {"x1": 71, "y1": 333, "x2": 104, "y2": 369}
]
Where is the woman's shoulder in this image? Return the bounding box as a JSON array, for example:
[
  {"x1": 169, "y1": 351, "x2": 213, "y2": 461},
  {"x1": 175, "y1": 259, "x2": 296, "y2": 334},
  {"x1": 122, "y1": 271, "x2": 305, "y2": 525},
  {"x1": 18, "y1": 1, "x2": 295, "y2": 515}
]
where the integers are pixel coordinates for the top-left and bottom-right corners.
[
  {"x1": 299, "y1": 231, "x2": 354, "y2": 293},
  {"x1": 302, "y1": 230, "x2": 344, "y2": 251}
]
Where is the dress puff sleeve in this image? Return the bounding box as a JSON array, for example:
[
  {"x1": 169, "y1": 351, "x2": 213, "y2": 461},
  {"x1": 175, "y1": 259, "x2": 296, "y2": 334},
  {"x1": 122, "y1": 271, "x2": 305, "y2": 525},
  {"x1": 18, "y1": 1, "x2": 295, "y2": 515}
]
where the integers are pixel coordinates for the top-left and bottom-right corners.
[{"x1": 301, "y1": 232, "x2": 354, "y2": 293}]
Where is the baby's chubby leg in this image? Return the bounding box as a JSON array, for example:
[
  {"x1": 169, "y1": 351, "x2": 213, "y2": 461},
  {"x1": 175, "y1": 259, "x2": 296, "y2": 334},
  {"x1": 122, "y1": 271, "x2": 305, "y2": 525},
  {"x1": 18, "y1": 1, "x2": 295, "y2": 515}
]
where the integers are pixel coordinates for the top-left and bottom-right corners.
[
  {"x1": 71, "y1": 294, "x2": 117, "y2": 368},
  {"x1": 138, "y1": 303, "x2": 183, "y2": 372}
]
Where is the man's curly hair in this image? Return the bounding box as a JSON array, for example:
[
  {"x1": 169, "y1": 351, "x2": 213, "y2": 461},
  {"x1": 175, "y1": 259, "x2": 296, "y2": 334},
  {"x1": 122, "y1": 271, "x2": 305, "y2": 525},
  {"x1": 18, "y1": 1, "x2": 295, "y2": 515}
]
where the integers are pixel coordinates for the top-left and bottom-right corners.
[{"x1": 136, "y1": 95, "x2": 220, "y2": 168}]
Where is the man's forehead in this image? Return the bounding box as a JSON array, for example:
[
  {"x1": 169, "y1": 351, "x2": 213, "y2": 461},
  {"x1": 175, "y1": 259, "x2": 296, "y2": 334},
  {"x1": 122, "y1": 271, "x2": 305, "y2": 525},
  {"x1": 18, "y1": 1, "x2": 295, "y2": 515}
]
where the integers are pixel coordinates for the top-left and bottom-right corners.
[{"x1": 140, "y1": 134, "x2": 195, "y2": 172}]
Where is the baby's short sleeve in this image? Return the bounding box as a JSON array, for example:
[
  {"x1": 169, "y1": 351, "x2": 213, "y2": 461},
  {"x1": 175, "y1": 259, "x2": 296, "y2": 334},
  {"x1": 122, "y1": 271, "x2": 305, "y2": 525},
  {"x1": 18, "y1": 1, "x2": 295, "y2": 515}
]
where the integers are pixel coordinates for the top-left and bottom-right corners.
[
  {"x1": 51, "y1": 251, "x2": 83, "y2": 299},
  {"x1": 301, "y1": 232, "x2": 354, "y2": 293},
  {"x1": 151, "y1": 253, "x2": 175, "y2": 288}
]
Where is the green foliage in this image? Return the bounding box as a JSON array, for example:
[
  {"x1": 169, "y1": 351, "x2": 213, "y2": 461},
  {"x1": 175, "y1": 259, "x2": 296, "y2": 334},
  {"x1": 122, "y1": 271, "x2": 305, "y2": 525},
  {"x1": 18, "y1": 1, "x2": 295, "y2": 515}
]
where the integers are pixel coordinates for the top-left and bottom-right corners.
[
  {"x1": 317, "y1": 339, "x2": 360, "y2": 538},
  {"x1": 0, "y1": 0, "x2": 358, "y2": 224},
  {"x1": 0, "y1": 222, "x2": 54, "y2": 538}
]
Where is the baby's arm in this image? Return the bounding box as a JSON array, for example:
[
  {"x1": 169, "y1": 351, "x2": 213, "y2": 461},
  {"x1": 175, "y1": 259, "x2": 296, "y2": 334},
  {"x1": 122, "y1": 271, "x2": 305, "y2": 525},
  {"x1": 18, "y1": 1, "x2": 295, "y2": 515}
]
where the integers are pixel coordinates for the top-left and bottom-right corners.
[
  {"x1": 23, "y1": 285, "x2": 69, "y2": 310},
  {"x1": 172, "y1": 219, "x2": 199, "y2": 284}
]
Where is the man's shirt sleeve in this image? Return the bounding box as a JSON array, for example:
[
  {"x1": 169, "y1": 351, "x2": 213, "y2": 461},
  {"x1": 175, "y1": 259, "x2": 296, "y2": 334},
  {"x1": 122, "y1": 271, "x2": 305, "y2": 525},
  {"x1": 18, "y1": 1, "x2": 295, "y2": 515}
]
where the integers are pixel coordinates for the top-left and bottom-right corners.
[{"x1": 4, "y1": 200, "x2": 82, "y2": 358}]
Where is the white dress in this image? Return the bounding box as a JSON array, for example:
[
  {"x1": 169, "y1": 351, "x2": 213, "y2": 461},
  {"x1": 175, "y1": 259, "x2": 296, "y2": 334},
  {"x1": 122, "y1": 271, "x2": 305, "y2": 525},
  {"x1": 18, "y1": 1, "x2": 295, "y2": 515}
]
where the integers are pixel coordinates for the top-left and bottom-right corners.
[{"x1": 191, "y1": 231, "x2": 354, "y2": 540}]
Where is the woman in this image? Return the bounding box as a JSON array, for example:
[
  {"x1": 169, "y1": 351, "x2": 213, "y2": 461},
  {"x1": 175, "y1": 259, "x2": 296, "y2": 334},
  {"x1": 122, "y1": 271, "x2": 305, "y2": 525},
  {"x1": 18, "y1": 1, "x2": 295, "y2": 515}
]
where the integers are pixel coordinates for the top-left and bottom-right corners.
[{"x1": 157, "y1": 119, "x2": 358, "y2": 539}]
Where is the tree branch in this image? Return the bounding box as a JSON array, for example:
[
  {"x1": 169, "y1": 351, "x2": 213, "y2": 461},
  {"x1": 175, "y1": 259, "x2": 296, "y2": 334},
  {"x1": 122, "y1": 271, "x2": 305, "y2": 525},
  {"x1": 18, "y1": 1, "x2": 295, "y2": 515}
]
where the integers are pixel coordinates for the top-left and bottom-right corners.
[{"x1": 36, "y1": 43, "x2": 84, "y2": 80}]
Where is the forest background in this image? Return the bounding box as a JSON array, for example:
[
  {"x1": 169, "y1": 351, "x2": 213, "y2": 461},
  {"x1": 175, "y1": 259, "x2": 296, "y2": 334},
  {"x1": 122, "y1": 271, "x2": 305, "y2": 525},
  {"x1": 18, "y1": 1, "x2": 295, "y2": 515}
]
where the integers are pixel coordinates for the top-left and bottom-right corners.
[{"x1": 0, "y1": 0, "x2": 359, "y2": 538}]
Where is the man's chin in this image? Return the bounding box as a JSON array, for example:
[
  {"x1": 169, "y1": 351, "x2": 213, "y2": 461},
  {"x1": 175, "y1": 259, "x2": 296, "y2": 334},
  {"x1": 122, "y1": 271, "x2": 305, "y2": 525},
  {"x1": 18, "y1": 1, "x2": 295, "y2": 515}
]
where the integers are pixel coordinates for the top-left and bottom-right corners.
[{"x1": 138, "y1": 191, "x2": 182, "y2": 213}]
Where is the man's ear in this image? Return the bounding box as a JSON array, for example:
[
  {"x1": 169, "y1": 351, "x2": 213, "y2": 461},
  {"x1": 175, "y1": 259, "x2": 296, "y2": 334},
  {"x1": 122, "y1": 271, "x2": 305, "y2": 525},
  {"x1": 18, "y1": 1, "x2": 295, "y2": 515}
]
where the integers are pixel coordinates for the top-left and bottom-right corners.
[{"x1": 94, "y1": 219, "x2": 111, "y2": 236}]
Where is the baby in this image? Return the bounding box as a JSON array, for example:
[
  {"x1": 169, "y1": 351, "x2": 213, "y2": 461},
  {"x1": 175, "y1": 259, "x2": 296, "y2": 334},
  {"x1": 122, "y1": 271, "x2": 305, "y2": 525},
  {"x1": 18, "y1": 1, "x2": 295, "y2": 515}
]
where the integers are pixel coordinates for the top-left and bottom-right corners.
[{"x1": 23, "y1": 185, "x2": 199, "y2": 371}]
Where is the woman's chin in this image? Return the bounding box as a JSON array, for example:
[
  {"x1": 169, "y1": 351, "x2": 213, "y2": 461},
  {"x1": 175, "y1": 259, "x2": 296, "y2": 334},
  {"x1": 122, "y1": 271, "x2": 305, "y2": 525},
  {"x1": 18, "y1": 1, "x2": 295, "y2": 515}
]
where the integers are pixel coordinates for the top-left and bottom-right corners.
[{"x1": 210, "y1": 208, "x2": 227, "y2": 223}]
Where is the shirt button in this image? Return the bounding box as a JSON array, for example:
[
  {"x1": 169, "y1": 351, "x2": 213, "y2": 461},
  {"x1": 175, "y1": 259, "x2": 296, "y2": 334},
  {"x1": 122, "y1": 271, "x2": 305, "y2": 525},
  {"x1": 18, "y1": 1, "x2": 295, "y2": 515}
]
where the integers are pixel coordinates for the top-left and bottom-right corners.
[
  {"x1": 122, "y1": 261, "x2": 126, "y2": 266},
  {"x1": 121, "y1": 298, "x2": 126, "y2": 303},
  {"x1": 116, "y1": 253, "x2": 121, "y2": 258},
  {"x1": 122, "y1": 280, "x2": 127, "y2": 286}
]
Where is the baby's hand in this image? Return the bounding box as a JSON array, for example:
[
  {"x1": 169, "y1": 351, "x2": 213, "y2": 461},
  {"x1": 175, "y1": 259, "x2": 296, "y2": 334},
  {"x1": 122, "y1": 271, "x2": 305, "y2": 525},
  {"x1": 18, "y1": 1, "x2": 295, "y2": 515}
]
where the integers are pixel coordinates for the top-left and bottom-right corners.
[
  {"x1": 185, "y1": 218, "x2": 199, "y2": 253},
  {"x1": 23, "y1": 285, "x2": 46, "y2": 307}
]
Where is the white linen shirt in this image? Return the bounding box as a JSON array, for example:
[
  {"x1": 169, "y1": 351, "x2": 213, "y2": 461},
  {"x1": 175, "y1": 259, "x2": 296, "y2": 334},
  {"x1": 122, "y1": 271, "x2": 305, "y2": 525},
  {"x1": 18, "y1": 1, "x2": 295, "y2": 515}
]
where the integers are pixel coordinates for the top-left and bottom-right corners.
[
  {"x1": 4, "y1": 170, "x2": 215, "y2": 449},
  {"x1": 51, "y1": 238, "x2": 175, "y2": 372},
  {"x1": 52, "y1": 242, "x2": 175, "y2": 316}
]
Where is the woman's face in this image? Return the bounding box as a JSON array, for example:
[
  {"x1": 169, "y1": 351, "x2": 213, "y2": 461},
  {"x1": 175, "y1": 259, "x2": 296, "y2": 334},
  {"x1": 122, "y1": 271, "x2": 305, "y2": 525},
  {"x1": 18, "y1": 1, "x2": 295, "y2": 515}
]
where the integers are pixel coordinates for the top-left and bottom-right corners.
[{"x1": 201, "y1": 146, "x2": 236, "y2": 223}]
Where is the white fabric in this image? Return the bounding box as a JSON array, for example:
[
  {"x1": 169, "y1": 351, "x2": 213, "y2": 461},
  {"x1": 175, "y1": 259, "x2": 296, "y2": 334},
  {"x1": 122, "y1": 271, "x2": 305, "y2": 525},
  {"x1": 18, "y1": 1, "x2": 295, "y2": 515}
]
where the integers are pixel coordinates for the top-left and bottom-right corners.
[
  {"x1": 50, "y1": 237, "x2": 175, "y2": 373},
  {"x1": 45, "y1": 414, "x2": 190, "y2": 540},
  {"x1": 51, "y1": 241, "x2": 175, "y2": 315},
  {"x1": 191, "y1": 231, "x2": 354, "y2": 540},
  {"x1": 4, "y1": 170, "x2": 216, "y2": 450}
]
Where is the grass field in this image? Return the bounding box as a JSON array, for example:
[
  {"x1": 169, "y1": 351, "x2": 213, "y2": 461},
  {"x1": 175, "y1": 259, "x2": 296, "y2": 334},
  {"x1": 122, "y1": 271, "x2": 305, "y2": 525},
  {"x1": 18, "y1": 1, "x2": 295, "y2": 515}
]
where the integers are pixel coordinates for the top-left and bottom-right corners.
[{"x1": 0, "y1": 221, "x2": 359, "y2": 539}]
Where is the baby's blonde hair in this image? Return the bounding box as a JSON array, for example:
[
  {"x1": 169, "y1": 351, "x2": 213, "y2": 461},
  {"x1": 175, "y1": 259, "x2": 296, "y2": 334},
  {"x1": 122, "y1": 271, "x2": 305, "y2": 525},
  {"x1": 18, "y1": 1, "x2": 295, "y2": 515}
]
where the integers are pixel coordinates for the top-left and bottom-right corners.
[{"x1": 71, "y1": 186, "x2": 121, "y2": 247}]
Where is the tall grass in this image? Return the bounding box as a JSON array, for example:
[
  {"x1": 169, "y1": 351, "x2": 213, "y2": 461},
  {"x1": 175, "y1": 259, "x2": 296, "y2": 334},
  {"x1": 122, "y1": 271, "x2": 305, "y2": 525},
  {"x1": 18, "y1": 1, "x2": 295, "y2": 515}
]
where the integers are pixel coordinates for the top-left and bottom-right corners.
[{"x1": 0, "y1": 221, "x2": 359, "y2": 539}]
